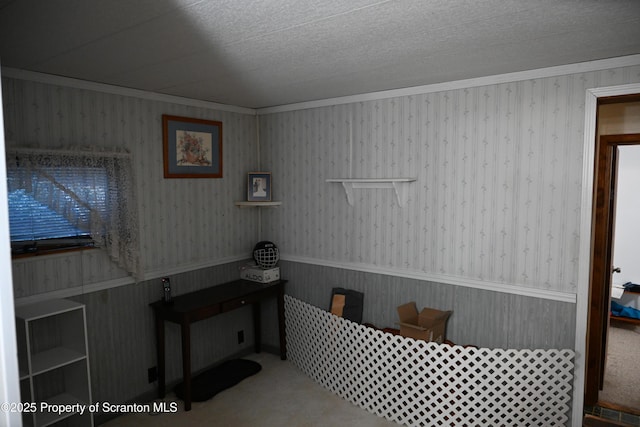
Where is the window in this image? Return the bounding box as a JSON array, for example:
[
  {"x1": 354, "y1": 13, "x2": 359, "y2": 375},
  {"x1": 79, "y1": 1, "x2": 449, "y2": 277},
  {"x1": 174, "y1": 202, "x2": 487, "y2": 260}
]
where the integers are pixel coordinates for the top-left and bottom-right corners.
[
  {"x1": 8, "y1": 166, "x2": 108, "y2": 254},
  {"x1": 6, "y1": 147, "x2": 140, "y2": 278}
]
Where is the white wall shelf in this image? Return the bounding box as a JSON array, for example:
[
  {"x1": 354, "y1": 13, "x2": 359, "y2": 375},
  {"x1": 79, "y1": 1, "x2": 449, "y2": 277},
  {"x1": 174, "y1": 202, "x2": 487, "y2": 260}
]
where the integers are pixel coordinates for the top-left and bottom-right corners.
[
  {"x1": 15, "y1": 299, "x2": 93, "y2": 427},
  {"x1": 326, "y1": 178, "x2": 416, "y2": 207},
  {"x1": 234, "y1": 201, "x2": 282, "y2": 208}
]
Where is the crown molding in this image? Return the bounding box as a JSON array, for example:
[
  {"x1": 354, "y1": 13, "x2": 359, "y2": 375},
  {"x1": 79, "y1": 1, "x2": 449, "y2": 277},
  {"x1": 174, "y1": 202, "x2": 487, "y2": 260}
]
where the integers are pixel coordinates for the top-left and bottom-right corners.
[
  {"x1": 2, "y1": 55, "x2": 640, "y2": 115},
  {"x1": 257, "y1": 54, "x2": 640, "y2": 114},
  {"x1": 5, "y1": 55, "x2": 640, "y2": 117},
  {"x1": 1, "y1": 67, "x2": 257, "y2": 116}
]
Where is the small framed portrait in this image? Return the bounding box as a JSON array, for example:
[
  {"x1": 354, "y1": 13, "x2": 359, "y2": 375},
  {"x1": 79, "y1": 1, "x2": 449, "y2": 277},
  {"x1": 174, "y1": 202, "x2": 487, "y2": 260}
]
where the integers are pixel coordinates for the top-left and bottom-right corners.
[
  {"x1": 163, "y1": 114, "x2": 222, "y2": 178},
  {"x1": 247, "y1": 172, "x2": 272, "y2": 202}
]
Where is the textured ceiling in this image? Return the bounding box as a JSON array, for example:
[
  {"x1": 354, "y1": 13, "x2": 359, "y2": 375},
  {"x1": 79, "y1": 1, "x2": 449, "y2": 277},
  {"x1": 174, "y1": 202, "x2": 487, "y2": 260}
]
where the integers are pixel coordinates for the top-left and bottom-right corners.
[{"x1": 1, "y1": 0, "x2": 640, "y2": 109}]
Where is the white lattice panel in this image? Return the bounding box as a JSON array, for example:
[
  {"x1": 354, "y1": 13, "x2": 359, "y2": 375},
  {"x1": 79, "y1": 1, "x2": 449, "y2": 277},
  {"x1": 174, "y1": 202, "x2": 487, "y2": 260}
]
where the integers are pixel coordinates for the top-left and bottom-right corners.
[{"x1": 285, "y1": 295, "x2": 575, "y2": 427}]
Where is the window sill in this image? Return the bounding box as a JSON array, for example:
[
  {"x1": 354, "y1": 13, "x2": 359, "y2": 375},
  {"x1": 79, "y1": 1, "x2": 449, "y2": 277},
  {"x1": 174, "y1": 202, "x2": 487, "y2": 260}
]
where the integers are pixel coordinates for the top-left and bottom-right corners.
[{"x1": 12, "y1": 245, "x2": 97, "y2": 260}]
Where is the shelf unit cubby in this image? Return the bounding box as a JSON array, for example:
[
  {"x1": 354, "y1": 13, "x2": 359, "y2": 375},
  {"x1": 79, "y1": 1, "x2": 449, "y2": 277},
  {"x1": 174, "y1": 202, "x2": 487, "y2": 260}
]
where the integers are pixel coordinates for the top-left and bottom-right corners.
[{"x1": 15, "y1": 299, "x2": 93, "y2": 427}]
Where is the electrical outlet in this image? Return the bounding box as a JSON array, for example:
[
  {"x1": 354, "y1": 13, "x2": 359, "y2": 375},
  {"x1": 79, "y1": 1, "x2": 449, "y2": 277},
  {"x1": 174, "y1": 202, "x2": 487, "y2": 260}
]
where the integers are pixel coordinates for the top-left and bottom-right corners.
[
  {"x1": 148, "y1": 366, "x2": 157, "y2": 383},
  {"x1": 237, "y1": 330, "x2": 244, "y2": 344}
]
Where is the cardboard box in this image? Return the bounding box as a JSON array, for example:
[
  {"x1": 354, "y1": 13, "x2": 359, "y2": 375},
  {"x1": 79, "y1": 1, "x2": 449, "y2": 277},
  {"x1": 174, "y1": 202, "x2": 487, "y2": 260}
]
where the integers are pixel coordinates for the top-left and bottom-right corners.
[
  {"x1": 397, "y1": 302, "x2": 452, "y2": 343},
  {"x1": 240, "y1": 265, "x2": 280, "y2": 283}
]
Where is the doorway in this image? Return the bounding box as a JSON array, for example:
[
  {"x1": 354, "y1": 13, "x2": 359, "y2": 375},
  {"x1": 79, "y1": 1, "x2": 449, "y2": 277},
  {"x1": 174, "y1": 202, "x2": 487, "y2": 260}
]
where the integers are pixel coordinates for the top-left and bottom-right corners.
[
  {"x1": 575, "y1": 84, "x2": 640, "y2": 426},
  {"x1": 585, "y1": 118, "x2": 640, "y2": 412},
  {"x1": 598, "y1": 140, "x2": 640, "y2": 415}
]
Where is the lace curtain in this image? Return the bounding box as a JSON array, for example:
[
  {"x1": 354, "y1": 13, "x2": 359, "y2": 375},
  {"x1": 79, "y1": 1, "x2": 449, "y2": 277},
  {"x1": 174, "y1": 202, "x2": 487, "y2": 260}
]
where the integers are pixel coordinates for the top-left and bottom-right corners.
[{"x1": 6, "y1": 146, "x2": 142, "y2": 280}]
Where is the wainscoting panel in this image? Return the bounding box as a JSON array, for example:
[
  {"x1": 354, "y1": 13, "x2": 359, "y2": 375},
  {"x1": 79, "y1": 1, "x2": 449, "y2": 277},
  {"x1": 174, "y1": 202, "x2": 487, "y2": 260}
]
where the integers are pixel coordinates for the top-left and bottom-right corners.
[
  {"x1": 277, "y1": 261, "x2": 575, "y2": 350},
  {"x1": 11, "y1": 249, "x2": 131, "y2": 298},
  {"x1": 66, "y1": 261, "x2": 254, "y2": 417}
]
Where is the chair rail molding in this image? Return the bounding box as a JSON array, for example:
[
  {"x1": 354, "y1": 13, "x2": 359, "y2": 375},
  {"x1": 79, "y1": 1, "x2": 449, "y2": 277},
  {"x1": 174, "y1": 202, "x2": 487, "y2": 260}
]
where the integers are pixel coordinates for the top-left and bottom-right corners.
[{"x1": 281, "y1": 254, "x2": 576, "y2": 303}]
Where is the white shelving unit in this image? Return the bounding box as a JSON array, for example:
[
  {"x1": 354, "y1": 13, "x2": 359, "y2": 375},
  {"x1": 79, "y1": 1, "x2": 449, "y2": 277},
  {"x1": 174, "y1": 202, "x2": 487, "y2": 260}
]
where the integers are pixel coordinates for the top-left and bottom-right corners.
[
  {"x1": 15, "y1": 299, "x2": 93, "y2": 427},
  {"x1": 326, "y1": 178, "x2": 417, "y2": 207},
  {"x1": 234, "y1": 201, "x2": 282, "y2": 208}
]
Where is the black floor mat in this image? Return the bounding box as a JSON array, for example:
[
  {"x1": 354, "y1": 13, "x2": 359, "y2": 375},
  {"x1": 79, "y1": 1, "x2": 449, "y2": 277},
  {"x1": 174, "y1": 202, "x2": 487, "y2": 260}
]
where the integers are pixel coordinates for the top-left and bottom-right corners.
[{"x1": 174, "y1": 359, "x2": 262, "y2": 402}]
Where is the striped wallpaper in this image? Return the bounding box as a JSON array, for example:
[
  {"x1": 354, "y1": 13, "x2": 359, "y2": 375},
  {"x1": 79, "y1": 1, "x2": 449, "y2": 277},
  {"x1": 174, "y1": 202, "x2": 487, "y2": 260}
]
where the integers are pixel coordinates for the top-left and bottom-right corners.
[
  {"x1": 260, "y1": 65, "x2": 640, "y2": 296},
  {"x1": 2, "y1": 78, "x2": 260, "y2": 297},
  {"x1": 4, "y1": 64, "x2": 640, "y2": 299}
]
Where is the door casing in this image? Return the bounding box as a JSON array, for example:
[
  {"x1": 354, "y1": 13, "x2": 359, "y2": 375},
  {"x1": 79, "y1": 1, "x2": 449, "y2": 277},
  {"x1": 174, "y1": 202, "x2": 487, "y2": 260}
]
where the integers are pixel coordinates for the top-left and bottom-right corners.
[
  {"x1": 574, "y1": 84, "x2": 640, "y2": 426},
  {"x1": 585, "y1": 133, "x2": 640, "y2": 404}
]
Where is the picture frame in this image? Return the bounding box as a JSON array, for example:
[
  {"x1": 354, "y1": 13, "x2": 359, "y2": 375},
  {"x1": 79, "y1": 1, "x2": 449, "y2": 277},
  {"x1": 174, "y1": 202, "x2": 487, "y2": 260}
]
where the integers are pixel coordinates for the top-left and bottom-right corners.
[
  {"x1": 247, "y1": 172, "x2": 272, "y2": 202},
  {"x1": 163, "y1": 114, "x2": 222, "y2": 178}
]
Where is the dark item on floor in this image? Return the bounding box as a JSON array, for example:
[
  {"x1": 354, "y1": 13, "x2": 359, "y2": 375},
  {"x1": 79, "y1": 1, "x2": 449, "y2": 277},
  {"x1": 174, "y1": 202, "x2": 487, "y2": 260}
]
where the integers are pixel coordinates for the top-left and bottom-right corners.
[
  {"x1": 622, "y1": 282, "x2": 640, "y2": 292},
  {"x1": 174, "y1": 359, "x2": 261, "y2": 402},
  {"x1": 611, "y1": 300, "x2": 640, "y2": 320},
  {"x1": 583, "y1": 414, "x2": 633, "y2": 426},
  {"x1": 329, "y1": 287, "x2": 364, "y2": 323}
]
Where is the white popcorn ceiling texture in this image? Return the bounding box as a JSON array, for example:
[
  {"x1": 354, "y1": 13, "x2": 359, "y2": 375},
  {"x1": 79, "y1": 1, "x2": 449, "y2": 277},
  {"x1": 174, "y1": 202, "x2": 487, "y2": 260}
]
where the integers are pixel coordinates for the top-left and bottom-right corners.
[{"x1": 1, "y1": 0, "x2": 639, "y2": 108}]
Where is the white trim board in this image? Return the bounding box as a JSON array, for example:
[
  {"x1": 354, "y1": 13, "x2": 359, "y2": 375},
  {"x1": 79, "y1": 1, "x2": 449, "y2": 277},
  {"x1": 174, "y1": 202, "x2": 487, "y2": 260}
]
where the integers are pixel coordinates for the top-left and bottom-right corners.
[
  {"x1": 0, "y1": 64, "x2": 22, "y2": 427},
  {"x1": 281, "y1": 254, "x2": 576, "y2": 304},
  {"x1": 13, "y1": 276, "x2": 135, "y2": 307},
  {"x1": 143, "y1": 254, "x2": 251, "y2": 281},
  {"x1": 0, "y1": 67, "x2": 256, "y2": 116},
  {"x1": 258, "y1": 54, "x2": 640, "y2": 114},
  {"x1": 4, "y1": 54, "x2": 640, "y2": 116},
  {"x1": 572, "y1": 81, "x2": 640, "y2": 427},
  {"x1": 13, "y1": 254, "x2": 251, "y2": 306}
]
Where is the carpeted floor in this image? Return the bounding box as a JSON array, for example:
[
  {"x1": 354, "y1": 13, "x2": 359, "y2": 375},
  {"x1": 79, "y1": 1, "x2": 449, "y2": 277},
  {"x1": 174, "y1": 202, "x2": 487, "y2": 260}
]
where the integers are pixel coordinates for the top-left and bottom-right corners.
[
  {"x1": 97, "y1": 325, "x2": 640, "y2": 426},
  {"x1": 99, "y1": 352, "x2": 399, "y2": 427},
  {"x1": 599, "y1": 321, "x2": 640, "y2": 412}
]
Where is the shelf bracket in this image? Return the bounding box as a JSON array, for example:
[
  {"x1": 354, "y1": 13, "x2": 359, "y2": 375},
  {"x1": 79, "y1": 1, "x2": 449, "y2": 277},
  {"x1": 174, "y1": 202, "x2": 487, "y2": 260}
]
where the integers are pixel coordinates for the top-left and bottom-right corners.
[
  {"x1": 326, "y1": 178, "x2": 416, "y2": 207},
  {"x1": 340, "y1": 182, "x2": 355, "y2": 206}
]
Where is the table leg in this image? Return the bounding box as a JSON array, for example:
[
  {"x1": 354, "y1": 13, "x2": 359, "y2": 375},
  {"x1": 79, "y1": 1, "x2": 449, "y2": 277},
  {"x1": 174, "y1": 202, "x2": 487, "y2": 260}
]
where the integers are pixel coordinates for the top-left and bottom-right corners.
[
  {"x1": 155, "y1": 315, "x2": 166, "y2": 398},
  {"x1": 253, "y1": 302, "x2": 261, "y2": 353},
  {"x1": 277, "y1": 284, "x2": 287, "y2": 360},
  {"x1": 181, "y1": 322, "x2": 192, "y2": 411}
]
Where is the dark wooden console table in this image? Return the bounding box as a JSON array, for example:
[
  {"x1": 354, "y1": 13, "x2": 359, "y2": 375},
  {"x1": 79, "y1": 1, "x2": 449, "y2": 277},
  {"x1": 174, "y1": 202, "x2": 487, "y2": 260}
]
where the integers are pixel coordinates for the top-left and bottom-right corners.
[{"x1": 150, "y1": 279, "x2": 287, "y2": 411}]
